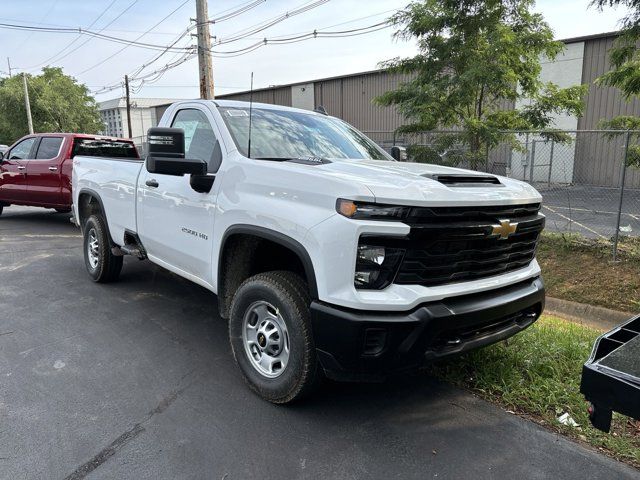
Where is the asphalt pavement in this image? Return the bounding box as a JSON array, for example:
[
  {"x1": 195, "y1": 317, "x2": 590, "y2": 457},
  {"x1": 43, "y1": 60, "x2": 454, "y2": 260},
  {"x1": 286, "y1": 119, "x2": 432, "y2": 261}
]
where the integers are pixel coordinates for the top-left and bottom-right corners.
[
  {"x1": 1, "y1": 206, "x2": 638, "y2": 480},
  {"x1": 540, "y1": 185, "x2": 640, "y2": 239}
]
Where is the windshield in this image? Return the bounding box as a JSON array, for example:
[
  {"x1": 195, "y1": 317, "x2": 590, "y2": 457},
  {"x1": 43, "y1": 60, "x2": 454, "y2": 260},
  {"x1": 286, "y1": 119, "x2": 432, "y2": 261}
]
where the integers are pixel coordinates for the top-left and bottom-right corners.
[{"x1": 218, "y1": 106, "x2": 390, "y2": 161}]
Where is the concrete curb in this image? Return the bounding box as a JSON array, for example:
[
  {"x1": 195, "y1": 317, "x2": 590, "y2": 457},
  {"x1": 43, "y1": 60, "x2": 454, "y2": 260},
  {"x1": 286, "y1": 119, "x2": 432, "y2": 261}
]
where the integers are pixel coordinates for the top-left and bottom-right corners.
[{"x1": 544, "y1": 296, "x2": 634, "y2": 331}]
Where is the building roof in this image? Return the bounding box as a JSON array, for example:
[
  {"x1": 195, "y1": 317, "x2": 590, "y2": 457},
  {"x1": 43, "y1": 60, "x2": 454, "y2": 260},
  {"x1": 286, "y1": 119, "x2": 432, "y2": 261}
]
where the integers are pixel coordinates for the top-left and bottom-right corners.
[
  {"x1": 560, "y1": 31, "x2": 619, "y2": 44},
  {"x1": 217, "y1": 30, "x2": 620, "y2": 98},
  {"x1": 98, "y1": 97, "x2": 184, "y2": 110}
]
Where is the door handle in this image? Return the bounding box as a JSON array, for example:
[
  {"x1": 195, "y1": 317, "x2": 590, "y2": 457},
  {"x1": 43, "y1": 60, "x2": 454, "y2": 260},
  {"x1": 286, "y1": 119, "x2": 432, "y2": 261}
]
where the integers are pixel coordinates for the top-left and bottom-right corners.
[
  {"x1": 145, "y1": 179, "x2": 159, "y2": 188},
  {"x1": 17, "y1": 166, "x2": 26, "y2": 170},
  {"x1": 48, "y1": 166, "x2": 58, "y2": 171}
]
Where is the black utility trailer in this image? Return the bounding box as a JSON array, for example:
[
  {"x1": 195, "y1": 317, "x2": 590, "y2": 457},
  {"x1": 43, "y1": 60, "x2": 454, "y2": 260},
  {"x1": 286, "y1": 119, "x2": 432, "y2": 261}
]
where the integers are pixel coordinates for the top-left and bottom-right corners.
[{"x1": 580, "y1": 315, "x2": 640, "y2": 432}]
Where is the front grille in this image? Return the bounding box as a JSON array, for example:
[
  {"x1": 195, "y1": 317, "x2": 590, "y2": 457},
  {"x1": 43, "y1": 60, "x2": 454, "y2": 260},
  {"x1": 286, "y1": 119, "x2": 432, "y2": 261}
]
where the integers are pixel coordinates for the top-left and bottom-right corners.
[{"x1": 367, "y1": 203, "x2": 544, "y2": 288}]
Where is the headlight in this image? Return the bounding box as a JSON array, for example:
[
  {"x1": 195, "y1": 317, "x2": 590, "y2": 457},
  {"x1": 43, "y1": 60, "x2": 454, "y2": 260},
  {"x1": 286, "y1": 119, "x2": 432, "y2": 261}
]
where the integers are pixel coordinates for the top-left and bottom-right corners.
[
  {"x1": 355, "y1": 244, "x2": 404, "y2": 289},
  {"x1": 337, "y1": 199, "x2": 409, "y2": 221}
]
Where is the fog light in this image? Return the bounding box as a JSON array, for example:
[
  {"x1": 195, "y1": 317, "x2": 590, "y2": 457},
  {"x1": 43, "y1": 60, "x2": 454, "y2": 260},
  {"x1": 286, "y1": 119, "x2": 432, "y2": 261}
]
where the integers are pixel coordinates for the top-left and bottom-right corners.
[
  {"x1": 357, "y1": 245, "x2": 385, "y2": 265},
  {"x1": 355, "y1": 270, "x2": 380, "y2": 286},
  {"x1": 354, "y1": 243, "x2": 404, "y2": 290}
]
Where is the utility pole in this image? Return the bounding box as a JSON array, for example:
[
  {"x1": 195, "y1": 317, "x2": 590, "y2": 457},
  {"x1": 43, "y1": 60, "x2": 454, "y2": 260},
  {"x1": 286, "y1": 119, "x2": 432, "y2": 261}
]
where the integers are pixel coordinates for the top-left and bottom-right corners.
[
  {"x1": 7, "y1": 57, "x2": 12, "y2": 78},
  {"x1": 124, "y1": 74, "x2": 133, "y2": 138},
  {"x1": 22, "y1": 73, "x2": 33, "y2": 134},
  {"x1": 195, "y1": 0, "x2": 214, "y2": 99}
]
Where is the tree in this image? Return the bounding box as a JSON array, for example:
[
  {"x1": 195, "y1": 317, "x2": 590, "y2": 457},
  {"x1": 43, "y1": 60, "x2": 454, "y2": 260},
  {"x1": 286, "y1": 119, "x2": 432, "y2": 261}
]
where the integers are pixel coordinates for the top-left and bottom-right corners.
[
  {"x1": 591, "y1": 1, "x2": 640, "y2": 167},
  {"x1": 0, "y1": 67, "x2": 103, "y2": 145},
  {"x1": 591, "y1": 0, "x2": 640, "y2": 98},
  {"x1": 375, "y1": 0, "x2": 587, "y2": 167}
]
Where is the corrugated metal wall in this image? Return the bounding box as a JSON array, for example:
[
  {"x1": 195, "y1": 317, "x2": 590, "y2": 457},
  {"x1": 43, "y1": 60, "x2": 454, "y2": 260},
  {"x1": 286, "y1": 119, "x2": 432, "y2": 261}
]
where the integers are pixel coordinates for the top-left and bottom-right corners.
[
  {"x1": 313, "y1": 71, "x2": 409, "y2": 132},
  {"x1": 219, "y1": 71, "x2": 410, "y2": 134},
  {"x1": 576, "y1": 37, "x2": 640, "y2": 187},
  {"x1": 219, "y1": 86, "x2": 292, "y2": 106}
]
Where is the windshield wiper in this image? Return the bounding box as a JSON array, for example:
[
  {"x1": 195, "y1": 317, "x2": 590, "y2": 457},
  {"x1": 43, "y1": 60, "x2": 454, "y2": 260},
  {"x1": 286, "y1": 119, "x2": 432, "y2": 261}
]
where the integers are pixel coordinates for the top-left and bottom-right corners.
[{"x1": 252, "y1": 156, "x2": 331, "y2": 165}]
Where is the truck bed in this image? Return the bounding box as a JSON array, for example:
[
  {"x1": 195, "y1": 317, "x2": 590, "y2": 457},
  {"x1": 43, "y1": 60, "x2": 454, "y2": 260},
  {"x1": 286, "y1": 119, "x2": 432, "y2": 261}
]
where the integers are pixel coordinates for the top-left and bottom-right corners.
[
  {"x1": 580, "y1": 315, "x2": 640, "y2": 432},
  {"x1": 73, "y1": 155, "x2": 144, "y2": 245}
]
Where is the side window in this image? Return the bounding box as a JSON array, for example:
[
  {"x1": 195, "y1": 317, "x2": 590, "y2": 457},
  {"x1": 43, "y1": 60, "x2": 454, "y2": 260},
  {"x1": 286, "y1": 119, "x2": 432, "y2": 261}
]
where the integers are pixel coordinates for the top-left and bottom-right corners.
[
  {"x1": 8, "y1": 137, "x2": 36, "y2": 160},
  {"x1": 35, "y1": 137, "x2": 64, "y2": 160},
  {"x1": 171, "y1": 109, "x2": 221, "y2": 173}
]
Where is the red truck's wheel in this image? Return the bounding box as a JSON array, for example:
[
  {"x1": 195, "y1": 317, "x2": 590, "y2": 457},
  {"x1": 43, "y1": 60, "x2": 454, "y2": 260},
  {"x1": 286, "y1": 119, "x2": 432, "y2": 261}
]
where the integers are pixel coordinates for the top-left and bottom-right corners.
[
  {"x1": 229, "y1": 271, "x2": 320, "y2": 404},
  {"x1": 83, "y1": 214, "x2": 123, "y2": 283}
]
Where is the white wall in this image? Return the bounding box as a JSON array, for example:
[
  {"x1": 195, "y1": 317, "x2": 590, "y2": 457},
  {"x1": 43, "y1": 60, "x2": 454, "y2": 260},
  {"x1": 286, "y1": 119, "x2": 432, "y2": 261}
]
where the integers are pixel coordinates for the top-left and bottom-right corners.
[
  {"x1": 511, "y1": 42, "x2": 584, "y2": 184},
  {"x1": 291, "y1": 83, "x2": 315, "y2": 110}
]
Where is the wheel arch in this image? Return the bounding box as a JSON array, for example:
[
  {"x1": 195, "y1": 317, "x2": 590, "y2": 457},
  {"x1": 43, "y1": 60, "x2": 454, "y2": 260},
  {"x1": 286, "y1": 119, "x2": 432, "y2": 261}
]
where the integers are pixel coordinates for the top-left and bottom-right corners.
[
  {"x1": 217, "y1": 225, "x2": 319, "y2": 319},
  {"x1": 77, "y1": 188, "x2": 116, "y2": 246}
]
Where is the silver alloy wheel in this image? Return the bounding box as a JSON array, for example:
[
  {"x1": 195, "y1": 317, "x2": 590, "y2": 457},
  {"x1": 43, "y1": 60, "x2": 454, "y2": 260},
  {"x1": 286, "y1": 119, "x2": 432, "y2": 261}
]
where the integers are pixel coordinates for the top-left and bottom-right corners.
[
  {"x1": 242, "y1": 300, "x2": 290, "y2": 378},
  {"x1": 87, "y1": 228, "x2": 100, "y2": 269}
]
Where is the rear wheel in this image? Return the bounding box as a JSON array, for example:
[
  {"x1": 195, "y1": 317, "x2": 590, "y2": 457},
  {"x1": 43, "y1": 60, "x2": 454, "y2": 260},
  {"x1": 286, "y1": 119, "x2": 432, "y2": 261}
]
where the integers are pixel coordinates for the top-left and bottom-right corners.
[
  {"x1": 83, "y1": 214, "x2": 123, "y2": 283},
  {"x1": 229, "y1": 271, "x2": 319, "y2": 404}
]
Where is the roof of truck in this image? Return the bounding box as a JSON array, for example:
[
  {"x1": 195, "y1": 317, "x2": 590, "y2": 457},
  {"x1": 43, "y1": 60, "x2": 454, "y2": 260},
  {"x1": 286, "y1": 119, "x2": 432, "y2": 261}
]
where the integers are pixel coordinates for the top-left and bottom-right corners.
[{"x1": 209, "y1": 99, "x2": 328, "y2": 116}]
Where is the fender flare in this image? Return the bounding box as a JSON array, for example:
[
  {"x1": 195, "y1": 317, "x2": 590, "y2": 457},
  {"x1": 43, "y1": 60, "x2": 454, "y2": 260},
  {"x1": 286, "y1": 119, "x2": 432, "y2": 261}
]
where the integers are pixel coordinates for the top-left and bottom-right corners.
[
  {"x1": 77, "y1": 188, "x2": 117, "y2": 246},
  {"x1": 218, "y1": 224, "x2": 319, "y2": 300}
]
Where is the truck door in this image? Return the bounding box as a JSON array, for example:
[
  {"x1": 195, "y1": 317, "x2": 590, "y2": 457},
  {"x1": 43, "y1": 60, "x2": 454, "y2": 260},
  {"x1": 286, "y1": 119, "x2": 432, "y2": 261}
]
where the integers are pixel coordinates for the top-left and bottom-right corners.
[
  {"x1": 26, "y1": 136, "x2": 65, "y2": 206},
  {"x1": 0, "y1": 136, "x2": 37, "y2": 203},
  {"x1": 138, "y1": 107, "x2": 221, "y2": 285}
]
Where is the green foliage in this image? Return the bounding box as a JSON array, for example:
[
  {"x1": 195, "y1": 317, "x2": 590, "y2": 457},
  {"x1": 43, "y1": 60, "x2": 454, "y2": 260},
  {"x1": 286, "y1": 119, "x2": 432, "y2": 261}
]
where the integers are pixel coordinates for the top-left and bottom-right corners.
[
  {"x1": 590, "y1": 1, "x2": 640, "y2": 158},
  {"x1": 0, "y1": 67, "x2": 102, "y2": 145},
  {"x1": 591, "y1": 1, "x2": 640, "y2": 97},
  {"x1": 375, "y1": 0, "x2": 586, "y2": 167},
  {"x1": 598, "y1": 116, "x2": 640, "y2": 168}
]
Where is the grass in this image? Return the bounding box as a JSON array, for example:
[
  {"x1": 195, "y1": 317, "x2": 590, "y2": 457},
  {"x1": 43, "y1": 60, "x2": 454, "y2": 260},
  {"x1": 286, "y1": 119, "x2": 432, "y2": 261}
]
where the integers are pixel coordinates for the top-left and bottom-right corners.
[
  {"x1": 427, "y1": 315, "x2": 640, "y2": 467},
  {"x1": 537, "y1": 233, "x2": 640, "y2": 312}
]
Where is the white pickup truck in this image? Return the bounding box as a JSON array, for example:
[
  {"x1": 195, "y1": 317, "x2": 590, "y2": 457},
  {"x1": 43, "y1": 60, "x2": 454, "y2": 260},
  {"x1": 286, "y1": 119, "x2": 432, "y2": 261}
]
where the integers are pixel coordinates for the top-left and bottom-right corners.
[{"x1": 73, "y1": 100, "x2": 545, "y2": 403}]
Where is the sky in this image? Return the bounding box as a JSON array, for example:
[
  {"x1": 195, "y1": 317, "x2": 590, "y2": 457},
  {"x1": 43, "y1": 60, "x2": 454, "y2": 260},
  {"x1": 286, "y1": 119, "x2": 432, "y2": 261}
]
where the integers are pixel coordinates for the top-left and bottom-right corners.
[{"x1": 0, "y1": 0, "x2": 630, "y2": 102}]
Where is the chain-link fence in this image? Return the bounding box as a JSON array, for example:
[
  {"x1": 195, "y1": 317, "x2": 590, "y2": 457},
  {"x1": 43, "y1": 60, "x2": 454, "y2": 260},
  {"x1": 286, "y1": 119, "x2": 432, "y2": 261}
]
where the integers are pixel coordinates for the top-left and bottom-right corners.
[
  {"x1": 130, "y1": 134, "x2": 147, "y2": 157},
  {"x1": 364, "y1": 129, "x2": 640, "y2": 260}
]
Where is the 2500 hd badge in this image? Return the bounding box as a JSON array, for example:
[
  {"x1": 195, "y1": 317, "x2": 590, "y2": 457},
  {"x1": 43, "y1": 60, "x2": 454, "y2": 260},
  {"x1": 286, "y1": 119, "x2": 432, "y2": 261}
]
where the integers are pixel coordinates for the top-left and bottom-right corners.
[{"x1": 182, "y1": 227, "x2": 208, "y2": 240}]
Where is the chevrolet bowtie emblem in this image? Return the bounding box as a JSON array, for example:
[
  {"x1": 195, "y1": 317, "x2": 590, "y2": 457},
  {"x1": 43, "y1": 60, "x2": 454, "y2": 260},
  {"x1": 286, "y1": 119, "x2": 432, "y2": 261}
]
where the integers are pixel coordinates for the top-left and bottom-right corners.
[{"x1": 491, "y1": 219, "x2": 518, "y2": 240}]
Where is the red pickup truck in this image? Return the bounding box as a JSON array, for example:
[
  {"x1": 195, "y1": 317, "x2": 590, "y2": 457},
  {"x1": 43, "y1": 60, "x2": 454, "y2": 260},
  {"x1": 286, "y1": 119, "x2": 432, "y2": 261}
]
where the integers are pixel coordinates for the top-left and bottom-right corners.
[{"x1": 0, "y1": 133, "x2": 139, "y2": 215}]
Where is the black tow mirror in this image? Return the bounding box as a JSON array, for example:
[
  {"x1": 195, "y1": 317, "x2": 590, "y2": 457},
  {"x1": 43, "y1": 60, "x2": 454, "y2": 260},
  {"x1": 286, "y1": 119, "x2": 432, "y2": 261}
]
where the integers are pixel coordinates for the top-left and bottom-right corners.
[
  {"x1": 147, "y1": 156, "x2": 207, "y2": 176},
  {"x1": 391, "y1": 146, "x2": 408, "y2": 162},
  {"x1": 146, "y1": 127, "x2": 207, "y2": 176},
  {"x1": 147, "y1": 127, "x2": 185, "y2": 158}
]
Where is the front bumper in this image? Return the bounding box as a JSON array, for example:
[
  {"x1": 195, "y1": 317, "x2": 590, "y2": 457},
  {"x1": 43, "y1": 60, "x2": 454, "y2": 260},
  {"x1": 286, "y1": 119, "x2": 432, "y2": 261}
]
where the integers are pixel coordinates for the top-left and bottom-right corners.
[{"x1": 310, "y1": 276, "x2": 545, "y2": 381}]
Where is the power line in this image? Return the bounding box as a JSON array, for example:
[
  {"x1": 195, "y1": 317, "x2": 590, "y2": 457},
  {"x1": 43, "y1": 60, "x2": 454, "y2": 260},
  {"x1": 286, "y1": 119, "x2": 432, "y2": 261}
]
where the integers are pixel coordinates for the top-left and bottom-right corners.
[
  {"x1": 92, "y1": 0, "x2": 275, "y2": 95},
  {"x1": 211, "y1": 21, "x2": 391, "y2": 57},
  {"x1": 75, "y1": 0, "x2": 193, "y2": 76},
  {"x1": 206, "y1": 0, "x2": 266, "y2": 25},
  {"x1": 128, "y1": 0, "x2": 268, "y2": 81},
  {"x1": 13, "y1": 0, "x2": 60, "y2": 56},
  {"x1": 0, "y1": 21, "x2": 192, "y2": 53},
  {"x1": 21, "y1": 0, "x2": 120, "y2": 71},
  {"x1": 212, "y1": 0, "x2": 330, "y2": 46},
  {"x1": 90, "y1": 19, "x2": 392, "y2": 96}
]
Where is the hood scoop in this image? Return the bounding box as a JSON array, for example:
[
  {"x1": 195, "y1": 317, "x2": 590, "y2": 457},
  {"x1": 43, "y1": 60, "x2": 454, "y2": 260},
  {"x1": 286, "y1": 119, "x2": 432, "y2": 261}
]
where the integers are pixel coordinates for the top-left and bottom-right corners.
[{"x1": 424, "y1": 173, "x2": 502, "y2": 187}]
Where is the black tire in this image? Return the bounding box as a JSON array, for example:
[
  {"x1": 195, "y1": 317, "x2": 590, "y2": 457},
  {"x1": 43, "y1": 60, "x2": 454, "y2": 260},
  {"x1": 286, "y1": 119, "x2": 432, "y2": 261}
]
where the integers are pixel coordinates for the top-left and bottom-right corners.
[
  {"x1": 83, "y1": 214, "x2": 123, "y2": 283},
  {"x1": 229, "y1": 271, "x2": 319, "y2": 404}
]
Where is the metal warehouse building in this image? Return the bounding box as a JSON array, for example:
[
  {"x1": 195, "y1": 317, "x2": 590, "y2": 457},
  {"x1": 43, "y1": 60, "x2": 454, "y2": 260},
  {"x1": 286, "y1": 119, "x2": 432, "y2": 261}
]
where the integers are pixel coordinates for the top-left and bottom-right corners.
[{"x1": 212, "y1": 31, "x2": 640, "y2": 188}]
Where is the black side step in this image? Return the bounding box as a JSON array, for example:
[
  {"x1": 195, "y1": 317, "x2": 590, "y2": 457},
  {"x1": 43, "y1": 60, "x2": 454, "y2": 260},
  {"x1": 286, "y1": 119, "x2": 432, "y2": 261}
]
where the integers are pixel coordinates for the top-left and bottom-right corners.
[{"x1": 111, "y1": 230, "x2": 147, "y2": 260}]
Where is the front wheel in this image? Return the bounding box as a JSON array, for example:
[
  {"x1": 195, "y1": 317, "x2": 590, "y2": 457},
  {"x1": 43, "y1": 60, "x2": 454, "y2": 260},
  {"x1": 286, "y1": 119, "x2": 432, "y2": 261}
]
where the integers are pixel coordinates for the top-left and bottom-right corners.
[
  {"x1": 229, "y1": 271, "x2": 319, "y2": 404},
  {"x1": 83, "y1": 214, "x2": 123, "y2": 283}
]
